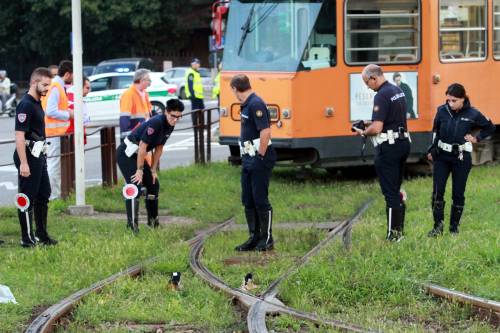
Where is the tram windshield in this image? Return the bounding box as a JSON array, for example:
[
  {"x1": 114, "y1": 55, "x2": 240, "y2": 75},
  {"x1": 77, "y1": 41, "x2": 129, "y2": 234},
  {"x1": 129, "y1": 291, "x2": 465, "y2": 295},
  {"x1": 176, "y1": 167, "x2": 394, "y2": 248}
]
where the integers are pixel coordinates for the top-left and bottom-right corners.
[{"x1": 223, "y1": 0, "x2": 326, "y2": 72}]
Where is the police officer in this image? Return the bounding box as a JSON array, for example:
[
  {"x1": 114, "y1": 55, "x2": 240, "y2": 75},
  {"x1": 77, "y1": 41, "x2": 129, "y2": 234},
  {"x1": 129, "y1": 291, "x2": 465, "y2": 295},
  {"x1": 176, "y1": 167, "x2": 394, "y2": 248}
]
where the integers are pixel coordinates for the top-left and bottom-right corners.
[
  {"x1": 14, "y1": 68, "x2": 57, "y2": 247},
  {"x1": 117, "y1": 99, "x2": 184, "y2": 233},
  {"x1": 427, "y1": 83, "x2": 495, "y2": 236},
  {"x1": 231, "y1": 74, "x2": 277, "y2": 252},
  {"x1": 354, "y1": 64, "x2": 411, "y2": 242}
]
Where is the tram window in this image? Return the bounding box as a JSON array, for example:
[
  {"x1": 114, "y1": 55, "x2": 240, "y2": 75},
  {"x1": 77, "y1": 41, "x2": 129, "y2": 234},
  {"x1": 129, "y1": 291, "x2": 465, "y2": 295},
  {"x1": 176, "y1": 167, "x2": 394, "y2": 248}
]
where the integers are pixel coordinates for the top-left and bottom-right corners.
[
  {"x1": 494, "y1": 0, "x2": 500, "y2": 60},
  {"x1": 439, "y1": 0, "x2": 487, "y2": 62},
  {"x1": 345, "y1": 0, "x2": 420, "y2": 65},
  {"x1": 300, "y1": 0, "x2": 336, "y2": 71}
]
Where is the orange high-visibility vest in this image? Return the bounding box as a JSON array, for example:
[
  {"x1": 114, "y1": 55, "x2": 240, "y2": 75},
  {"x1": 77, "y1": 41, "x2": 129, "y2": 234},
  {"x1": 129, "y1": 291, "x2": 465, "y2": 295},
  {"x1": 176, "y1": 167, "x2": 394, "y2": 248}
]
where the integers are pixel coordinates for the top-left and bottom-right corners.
[{"x1": 41, "y1": 81, "x2": 71, "y2": 137}]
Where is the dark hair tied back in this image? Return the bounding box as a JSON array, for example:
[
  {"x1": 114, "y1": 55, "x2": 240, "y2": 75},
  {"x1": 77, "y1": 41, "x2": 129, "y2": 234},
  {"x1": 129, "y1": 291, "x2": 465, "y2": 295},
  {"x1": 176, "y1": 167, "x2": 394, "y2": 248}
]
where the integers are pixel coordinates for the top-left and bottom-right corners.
[{"x1": 446, "y1": 83, "x2": 470, "y2": 105}]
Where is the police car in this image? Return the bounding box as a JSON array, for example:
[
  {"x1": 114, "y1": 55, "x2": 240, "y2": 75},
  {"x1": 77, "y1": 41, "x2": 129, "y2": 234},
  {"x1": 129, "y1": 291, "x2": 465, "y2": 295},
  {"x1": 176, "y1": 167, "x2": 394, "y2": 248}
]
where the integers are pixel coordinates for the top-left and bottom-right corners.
[{"x1": 84, "y1": 72, "x2": 178, "y2": 125}]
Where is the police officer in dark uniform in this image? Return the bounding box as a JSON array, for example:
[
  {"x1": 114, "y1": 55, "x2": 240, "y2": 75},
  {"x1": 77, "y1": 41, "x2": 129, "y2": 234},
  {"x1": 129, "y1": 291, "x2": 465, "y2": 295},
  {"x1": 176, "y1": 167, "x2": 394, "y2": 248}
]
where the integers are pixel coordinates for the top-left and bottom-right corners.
[
  {"x1": 354, "y1": 64, "x2": 411, "y2": 242},
  {"x1": 427, "y1": 83, "x2": 495, "y2": 236},
  {"x1": 231, "y1": 74, "x2": 277, "y2": 252},
  {"x1": 117, "y1": 99, "x2": 184, "y2": 233},
  {"x1": 13, "y1": 67, "x2": 57, "y2": 247}
]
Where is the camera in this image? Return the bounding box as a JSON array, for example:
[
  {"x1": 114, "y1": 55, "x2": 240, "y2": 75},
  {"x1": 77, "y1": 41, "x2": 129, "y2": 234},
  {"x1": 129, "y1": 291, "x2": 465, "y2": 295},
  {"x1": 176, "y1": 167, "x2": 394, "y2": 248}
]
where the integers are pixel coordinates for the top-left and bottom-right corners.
[{"x1": 351, "y1": 120, "x2": 366, "y2": 132}]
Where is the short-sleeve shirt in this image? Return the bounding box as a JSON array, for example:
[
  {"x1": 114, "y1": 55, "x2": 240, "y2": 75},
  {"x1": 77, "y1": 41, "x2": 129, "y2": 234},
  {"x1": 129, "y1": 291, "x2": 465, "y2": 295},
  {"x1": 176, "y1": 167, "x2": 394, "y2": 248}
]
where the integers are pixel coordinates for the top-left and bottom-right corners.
[
  {"x1": 371, "y1": 81, "x2": 408, "y2": 132},
  {"x1": 128, "y1": 114, "x2": 174, "y2": 152},
  {"x1": 15, "y1": 94, "x2": 46, "y2": 141},
  {"x1": 240, "y1": 93, "x2": 270, "y2": 142}
]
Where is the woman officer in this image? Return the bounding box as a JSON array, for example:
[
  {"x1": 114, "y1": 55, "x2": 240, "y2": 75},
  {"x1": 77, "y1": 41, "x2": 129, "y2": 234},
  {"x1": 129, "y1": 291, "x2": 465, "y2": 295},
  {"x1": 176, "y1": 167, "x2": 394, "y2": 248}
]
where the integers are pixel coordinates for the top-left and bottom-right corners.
[
  {"x1": 427, "y1": 83, "x2": 495, "y2": 236},
  {"x1": 117, "y1": 99, "x2": 184, "y2": 233}
]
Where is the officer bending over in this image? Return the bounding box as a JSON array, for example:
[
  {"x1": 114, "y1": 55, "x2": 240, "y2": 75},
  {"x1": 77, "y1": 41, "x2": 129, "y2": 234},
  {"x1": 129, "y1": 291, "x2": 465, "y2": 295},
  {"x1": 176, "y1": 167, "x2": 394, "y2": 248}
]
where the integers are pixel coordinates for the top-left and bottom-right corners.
[
  {"x1": 354, "y1": 64, "x2": 411, "y2": 242},
  {"x1": 231, "y1": 74, "x2": 277, "y2": 252},
  {"x1": 14, "y1": 68, "x2": 57, "y2": 247},
  {"x1": 427, "y1": 83, "x2": 495, "y2": 236},
  {"x1": 117, "y1": 99, "x2": 184, "y2": 233}
]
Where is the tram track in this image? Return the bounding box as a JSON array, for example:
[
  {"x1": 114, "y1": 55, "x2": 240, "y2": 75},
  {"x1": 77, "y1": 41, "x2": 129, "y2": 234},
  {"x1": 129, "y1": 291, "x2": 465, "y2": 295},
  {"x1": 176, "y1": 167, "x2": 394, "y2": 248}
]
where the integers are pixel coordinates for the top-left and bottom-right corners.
[
  {"x1": 189, "y1": 199, "x2": 378, "y2": 332},
  {"x1": 25, "y1": 217, "x2": 234, "y2": 333}
]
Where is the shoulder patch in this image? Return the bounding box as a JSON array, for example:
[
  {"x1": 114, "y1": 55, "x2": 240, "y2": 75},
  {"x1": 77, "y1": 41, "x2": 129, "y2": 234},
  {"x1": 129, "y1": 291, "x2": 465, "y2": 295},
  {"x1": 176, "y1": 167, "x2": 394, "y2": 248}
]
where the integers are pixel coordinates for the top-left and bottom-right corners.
[
  {"x1": 147, "y1": 127, "x2": 155, "y2": 136},
  {"x1": 17, "y1": 113, "x2": 27, "y2": 123},
  {"x1": 256, "y1": 110, "x2": 263, "y2": 118},
  {"x1": 373, "y1": 105, "x2": 379, "y2": 112}
]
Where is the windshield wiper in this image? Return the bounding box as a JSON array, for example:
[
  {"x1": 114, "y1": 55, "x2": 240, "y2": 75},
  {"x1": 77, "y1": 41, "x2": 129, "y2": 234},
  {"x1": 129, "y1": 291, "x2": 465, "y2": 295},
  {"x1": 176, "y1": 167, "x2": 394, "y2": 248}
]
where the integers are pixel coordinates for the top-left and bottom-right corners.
[{"x1": 238, "y1": 4, "x2": 255, "y2": 56}]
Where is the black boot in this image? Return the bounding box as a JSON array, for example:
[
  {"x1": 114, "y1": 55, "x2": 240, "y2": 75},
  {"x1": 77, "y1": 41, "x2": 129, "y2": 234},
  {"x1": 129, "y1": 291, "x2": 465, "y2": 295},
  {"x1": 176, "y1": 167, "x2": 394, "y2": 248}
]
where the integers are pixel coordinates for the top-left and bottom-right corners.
[
  {"x1": 255, "y1": 209, "x2": 274, "y2": 251},
  {"x1": 235, "y1": 208, "x2": 259, "y2": 251},
  {"x1": 125, "y1": 199, "x2": 140, "y2": 234},
  {"x1": 450, "y1": 204, "x2": 464, "y2": 234},
  {"x1": 428, "y1": 200, "x2": 445, "y2": 237},
  {"x1": 386, "y1": 206, "x2": 404, "y2": 242},
  {"x1": 145, "y1": 195, "x2": 159, "y2": 228},
  {"x1": 34, "y1": 204, "x2": 58, "y2": 245},
  {"x1": 18, "y1": 208, "x2": 36, "y2": 248}
]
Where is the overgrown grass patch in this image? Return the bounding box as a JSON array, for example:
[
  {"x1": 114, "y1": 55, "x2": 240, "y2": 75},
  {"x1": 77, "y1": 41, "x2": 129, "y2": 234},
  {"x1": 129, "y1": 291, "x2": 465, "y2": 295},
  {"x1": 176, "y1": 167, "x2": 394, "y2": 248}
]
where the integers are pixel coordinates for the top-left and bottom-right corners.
[{"x1": 0, "y1": 162, "x2": 498, "y2": 332}]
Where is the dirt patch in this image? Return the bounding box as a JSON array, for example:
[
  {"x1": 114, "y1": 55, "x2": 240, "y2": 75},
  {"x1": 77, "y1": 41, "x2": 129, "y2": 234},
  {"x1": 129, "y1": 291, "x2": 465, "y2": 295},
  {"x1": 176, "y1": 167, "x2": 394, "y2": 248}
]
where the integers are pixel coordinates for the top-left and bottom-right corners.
[
  {"x1": 85, "y1": 212, "x2": 197, "y2": 226},
  {"x1": 27, "y1": 304, "x2": 51, "y2": 325}
]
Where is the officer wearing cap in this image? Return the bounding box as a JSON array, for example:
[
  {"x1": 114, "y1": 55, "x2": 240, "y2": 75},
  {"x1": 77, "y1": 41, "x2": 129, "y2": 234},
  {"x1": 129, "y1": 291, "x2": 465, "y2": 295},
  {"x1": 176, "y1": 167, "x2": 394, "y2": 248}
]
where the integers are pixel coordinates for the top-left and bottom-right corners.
[
  {"x1": 231, "y1": 74, "x2": 277, "y2": 252},
  {"x1": 427, "y1": 83, "x2": 495, "y2": 236},
  {"x1": 117, "y1": 99, "x2": 184, "y2": 233},
  {"x1": 354, "y1": 64, "x2": 410, "y2": 242},
  {"x1": 14, "y1": 67, "x2": 58, "y2": 247},
  {"x1": 185, "y1": 58, "x2": 205, "y2": 141}
]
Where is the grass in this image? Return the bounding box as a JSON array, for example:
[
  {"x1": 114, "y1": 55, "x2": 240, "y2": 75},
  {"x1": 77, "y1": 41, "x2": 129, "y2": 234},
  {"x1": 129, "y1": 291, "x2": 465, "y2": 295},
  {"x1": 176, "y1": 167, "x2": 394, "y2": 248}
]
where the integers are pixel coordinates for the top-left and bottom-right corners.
[{"x1": 0, "y1": 162, "x2": 498, "y2": 332}]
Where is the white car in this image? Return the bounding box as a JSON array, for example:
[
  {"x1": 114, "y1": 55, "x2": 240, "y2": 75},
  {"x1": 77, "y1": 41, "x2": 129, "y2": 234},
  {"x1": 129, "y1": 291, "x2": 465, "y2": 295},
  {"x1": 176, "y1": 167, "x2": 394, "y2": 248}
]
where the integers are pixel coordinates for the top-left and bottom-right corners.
[
  {"x1": 163, "y1": 67, "x2": 214, "y2": 100},
  {"x1": 84, "y1": 72, "x2": 178, "y2": 125}
]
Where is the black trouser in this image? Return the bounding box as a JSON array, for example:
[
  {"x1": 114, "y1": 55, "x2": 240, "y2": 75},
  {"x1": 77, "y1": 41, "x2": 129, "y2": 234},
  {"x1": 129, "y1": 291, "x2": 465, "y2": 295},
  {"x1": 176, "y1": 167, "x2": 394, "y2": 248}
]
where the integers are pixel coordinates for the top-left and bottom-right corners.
[
  {"x1": 432, "y1": 151, "x2": 472, "y2": 207},
  {"x1": 13, "y1": 148, "x2": 51, "y2": 242},
  {"x1": 116, "y1": 144, "x2": 159, "y2": 197},
  {"x1": 374, "y1": 140, "x2": 410, "y2": 208},
  {"x1": 241, "y1": 146, "x2": 276, "y2": 211},
  {"x1": 374, "y1": 139, "x2": 410, "y2": 236}
]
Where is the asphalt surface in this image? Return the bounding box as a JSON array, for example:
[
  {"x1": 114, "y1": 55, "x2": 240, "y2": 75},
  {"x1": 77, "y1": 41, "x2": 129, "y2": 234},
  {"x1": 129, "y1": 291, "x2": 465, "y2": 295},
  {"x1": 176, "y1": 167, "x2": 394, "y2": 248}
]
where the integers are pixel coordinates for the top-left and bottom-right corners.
[{"x1": 0, "y1": 99, "x2": 229, "y2": 206}]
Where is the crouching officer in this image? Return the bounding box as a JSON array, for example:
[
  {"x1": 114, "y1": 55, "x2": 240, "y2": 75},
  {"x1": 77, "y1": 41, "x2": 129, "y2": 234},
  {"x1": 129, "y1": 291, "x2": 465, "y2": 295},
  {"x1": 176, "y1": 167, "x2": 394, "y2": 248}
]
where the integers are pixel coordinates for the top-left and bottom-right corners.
[
  {"x1": 354, "y1": 64, "x2": 411, "y2": 242},
  {"x1": 427, "y1": 83, "x2": 495, "y2": 236},
  {"x1": 117, "y1": 99, "x2": 184, "y2": 233},
  {"x1": 13, "y1": 68, "x2": 57, "y2": 247},
  {"x1": 231, "y1": 74, "x2": 277, "y2": 252}
]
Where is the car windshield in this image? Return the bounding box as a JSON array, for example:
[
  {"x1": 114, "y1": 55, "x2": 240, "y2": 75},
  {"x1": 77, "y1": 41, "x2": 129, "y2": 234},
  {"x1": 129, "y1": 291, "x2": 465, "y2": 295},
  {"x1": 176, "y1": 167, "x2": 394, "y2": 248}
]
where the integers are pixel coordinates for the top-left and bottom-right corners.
[
  {"x1": 94, "y1": 63, "x2": 136, "y2": 74},
  {"x1": 223, "y1": 0, "x2": 322, "y2": 72}
]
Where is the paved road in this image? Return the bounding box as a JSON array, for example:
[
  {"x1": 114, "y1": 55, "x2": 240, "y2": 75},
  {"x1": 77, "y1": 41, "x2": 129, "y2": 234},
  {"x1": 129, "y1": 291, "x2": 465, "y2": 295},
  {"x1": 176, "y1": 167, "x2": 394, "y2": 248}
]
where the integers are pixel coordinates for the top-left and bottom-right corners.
[{"x1": 0, "y1": 99, "x2": 229, "y2": 206}]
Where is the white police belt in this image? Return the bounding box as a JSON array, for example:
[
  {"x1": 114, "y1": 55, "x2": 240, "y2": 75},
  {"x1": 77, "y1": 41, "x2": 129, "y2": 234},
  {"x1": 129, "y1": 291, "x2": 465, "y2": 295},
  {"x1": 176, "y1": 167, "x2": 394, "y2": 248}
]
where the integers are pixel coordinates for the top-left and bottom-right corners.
[
  {"x1": 124, "y1": 137, "x2": 139, "y2": 157},
  {"x1": 25, "y1": 140, "x2": 48, "y2": 158},
  {"x1": 371, "y1": 130, "x2": 411, "y2": 147},
  {"x1": 239, "y1": 138, "x2": 272, "y2": 156},
  {"x1": 438, "y1": 140, "x2": 473, "y2": 153}
]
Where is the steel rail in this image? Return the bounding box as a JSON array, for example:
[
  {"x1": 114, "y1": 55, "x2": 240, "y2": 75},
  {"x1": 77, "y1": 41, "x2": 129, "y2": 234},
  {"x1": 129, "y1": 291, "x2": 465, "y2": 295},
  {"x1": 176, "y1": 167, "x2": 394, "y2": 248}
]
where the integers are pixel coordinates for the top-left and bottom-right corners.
[
  {"x1": 189, "y1": 202, "x2": 377, "y2": 333},
  {"x1": 248, "y1": 199, "x2": 374, "y2": 333},
  {"x1": 25, "y1": 217, "x2": 234, "y2": 333}
]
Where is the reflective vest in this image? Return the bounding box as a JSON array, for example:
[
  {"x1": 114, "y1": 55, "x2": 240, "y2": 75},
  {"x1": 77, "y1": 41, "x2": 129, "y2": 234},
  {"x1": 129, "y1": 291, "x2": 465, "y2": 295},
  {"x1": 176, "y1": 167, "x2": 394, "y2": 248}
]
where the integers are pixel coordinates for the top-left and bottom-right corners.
[
  {"x1": 185, "y1": 68, "x2": 204, "y2": 99},
  {"x1": 212, "y1": 72, "x2": 220, "y2": 99},
  {"x1": 41, "y1": 81, "x2": 71, "y2": 137}
]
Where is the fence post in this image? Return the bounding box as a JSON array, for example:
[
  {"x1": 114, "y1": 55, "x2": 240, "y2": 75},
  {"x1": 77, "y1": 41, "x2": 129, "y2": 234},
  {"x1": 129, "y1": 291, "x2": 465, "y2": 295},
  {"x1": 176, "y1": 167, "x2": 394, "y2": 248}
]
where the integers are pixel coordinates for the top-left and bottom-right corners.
[
  {"x1": 206, "y1": 108, "x2": 212, "y2": 163},
  {"x1": 198, "y1": 109, "x2": 205, "y2": 164},
  {"x1": 100, "y1": 127, "x2": 117, "y2": 187},
  {"x1": 60, "y1": 134, "x2": 75, "y2": 199},
  {"x1": 192, "y1": 111, "x2": 199, "y2": 164}
]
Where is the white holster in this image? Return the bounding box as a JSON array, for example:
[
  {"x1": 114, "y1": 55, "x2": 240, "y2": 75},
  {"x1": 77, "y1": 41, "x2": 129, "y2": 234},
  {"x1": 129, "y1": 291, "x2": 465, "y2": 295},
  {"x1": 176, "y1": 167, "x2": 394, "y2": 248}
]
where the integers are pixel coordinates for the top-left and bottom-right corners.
[
  {"x1": 124, "y1": 137, "x2": 139, "y2": 157},
  {"x1": 239, "y1": 138, "x2": 272, "y2": 156},
  {"x1": 26, "y1": 140, "x2": 48, "y2": 158}
]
